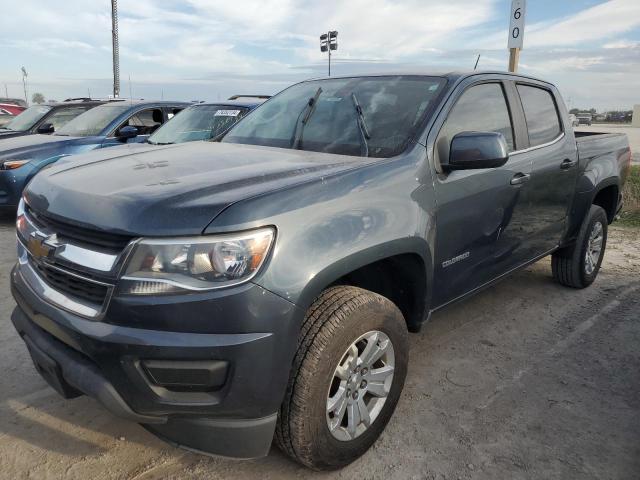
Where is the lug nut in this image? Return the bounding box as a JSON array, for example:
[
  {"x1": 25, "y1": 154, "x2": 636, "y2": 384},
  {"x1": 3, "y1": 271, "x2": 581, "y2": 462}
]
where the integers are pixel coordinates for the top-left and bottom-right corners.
[
  {"x1": 352, "y1": 391, "x2": 359, "y2": 400},
  {"x1": 361, "y1": 368, "x2": 368, "y2": 375},
  {"x1": 360, "y1": 380, "x2": 367, "y2": 389}
]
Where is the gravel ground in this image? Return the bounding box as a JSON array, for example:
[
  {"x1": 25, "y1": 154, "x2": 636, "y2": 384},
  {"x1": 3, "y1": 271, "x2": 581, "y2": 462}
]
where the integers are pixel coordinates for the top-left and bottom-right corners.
[{"x1": 0, "y1": 216, "x2": 639, "y2": 480}]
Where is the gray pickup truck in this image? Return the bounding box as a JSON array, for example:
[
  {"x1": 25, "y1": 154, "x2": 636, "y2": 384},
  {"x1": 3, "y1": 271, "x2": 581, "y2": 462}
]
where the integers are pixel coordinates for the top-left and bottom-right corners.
[{"x1": 10, "y1": 72, "x2": 631, "y2": 470}]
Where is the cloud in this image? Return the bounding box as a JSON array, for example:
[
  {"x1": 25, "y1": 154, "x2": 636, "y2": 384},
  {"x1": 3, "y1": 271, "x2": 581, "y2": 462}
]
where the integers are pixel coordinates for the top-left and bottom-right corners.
[
  {"x1": 603, "y1": 39, "x2": 640, "y2": 49},
  {"x1": 4, "y1": 38, "x2": 96, "y2": 53},
  {"x1": 1, "y1": 0, "x2": 639, "y2": 110},
  {"x1": 478, "y1": 0, "x2": 640, "y2": 50},
  {"x1": 525, "y1": 0, "x2": 640, "y2": 48}
]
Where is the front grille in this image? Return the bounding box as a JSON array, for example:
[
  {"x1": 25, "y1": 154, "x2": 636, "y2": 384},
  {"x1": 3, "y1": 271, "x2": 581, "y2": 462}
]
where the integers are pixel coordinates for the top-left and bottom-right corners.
[
  {"x1": 26, "y1": 206, "x2": 132, "y2": 251},
  {"x1": 32, "y1": 261, "x2": 110, "y2": 305}
]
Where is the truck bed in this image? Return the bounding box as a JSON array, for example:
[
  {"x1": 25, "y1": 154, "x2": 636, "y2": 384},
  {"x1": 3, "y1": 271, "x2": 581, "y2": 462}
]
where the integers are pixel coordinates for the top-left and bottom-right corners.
[
  {"x1": 575, "y1": 130, "x2": 632, "y2": 209},
  {"x1": 575, "y1": 131, "x2": 630, "y2": 162}
]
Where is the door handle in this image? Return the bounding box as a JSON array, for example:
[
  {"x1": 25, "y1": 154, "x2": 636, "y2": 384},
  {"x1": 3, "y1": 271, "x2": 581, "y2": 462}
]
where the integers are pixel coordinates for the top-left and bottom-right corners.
[
  {"x1": 560, "y1": 158, "x2": 578, "y2": 170},
  {"x1": 510, "y1": 173, "x2": 531, "y2": 185}
]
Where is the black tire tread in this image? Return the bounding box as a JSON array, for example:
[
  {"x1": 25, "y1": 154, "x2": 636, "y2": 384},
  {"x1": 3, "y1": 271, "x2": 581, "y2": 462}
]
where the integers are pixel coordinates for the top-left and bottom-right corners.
[
  {"x1": 552, "y1": 204, "x2": 607, "y2": 288},
  {"x1": 274, "y1": 285, "x2": 392, "y2": 468}
]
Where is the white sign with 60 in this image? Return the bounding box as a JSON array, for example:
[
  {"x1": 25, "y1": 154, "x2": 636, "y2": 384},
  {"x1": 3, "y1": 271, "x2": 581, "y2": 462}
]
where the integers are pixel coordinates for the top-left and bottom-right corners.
[{"x1": 508, "y1": 0, "x2": 526, "y2": 49}]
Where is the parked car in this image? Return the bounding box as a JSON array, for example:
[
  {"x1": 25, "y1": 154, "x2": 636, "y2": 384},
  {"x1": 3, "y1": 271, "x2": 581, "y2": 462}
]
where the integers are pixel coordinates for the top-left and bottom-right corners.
[
  {"x1": 0, "y1": 100, "x2": 188, "y2": 209},
  {"x1": 0, "y1": 109, "x2": 14, "y2": 128},
  {"x1": 46, "y1": 98, "x2": 267, "y2": 168},
  {"x1": 568, "y1": 113, "x2": 579, "y2": 127},
  {"x1": 0, "y1": 103, "x2": 27, "y2": 128},
  {"x1": 0, "y1": 97, "x2": 27, "y2": 108},
  {"x1": 147, "y1": 98, "x2": 265, "y2": 145},
  {"x1": 0, "y1": 103, "x2": 26, "y2": 116},
  {"x1": 0, "y1": 100, "x2": 108, "y2": 140},
  {"x1": 10, "y1": 72, "x2": 631, "y2": 470},
  {"x1": 577, "y1": 113, "x2": 592, "y2": 126}
]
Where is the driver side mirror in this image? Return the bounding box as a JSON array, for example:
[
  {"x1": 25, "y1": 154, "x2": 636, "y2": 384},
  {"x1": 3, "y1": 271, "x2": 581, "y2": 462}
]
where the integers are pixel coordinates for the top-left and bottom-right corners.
[
  {"x1": 442, "y1": 131, "x2": 509, "y2": 172},
  {"x1": 37, "y1": 123, "x2": 54, "y2": 134},
  {"x1": 116, "y1": 125, "x2": 138, "y2": 141}
]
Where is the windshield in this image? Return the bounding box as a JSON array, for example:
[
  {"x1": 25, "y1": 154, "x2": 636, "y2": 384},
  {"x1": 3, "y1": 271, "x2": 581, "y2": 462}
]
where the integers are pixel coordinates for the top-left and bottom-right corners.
[
  {"x1": 223, "y1": 76, "x2": 446, "y2": 158},
  {"x1": 149, "y1": 105, "x2": 249, "y2": 144},
  {"x1": 55, "y1": 103, "x2": 130, "y2": 137},
  {"x1": 1, "y1": 105, "x2": 52, "y2": 131}
]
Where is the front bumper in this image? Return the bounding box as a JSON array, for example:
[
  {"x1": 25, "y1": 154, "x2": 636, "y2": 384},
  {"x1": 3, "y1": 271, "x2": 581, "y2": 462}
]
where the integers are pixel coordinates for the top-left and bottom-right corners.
[{"x1": 10, "y1": 262, "x2": 302, "y2": 458}]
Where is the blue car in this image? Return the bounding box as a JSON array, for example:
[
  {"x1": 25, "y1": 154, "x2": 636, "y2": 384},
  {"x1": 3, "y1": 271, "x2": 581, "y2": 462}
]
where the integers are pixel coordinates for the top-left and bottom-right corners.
[
  {"x1": 146, "y1": 98, "x2": 265, "y2": 145},
  {"x1": 0, "y1": 100, "x2": 188, "y2": 210}
]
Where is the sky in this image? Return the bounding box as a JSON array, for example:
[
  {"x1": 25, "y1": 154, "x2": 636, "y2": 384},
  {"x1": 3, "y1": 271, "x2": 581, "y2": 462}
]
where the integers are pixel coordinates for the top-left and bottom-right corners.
[{"x1": 0, "y1": 0, "x2": 639, "y2": 110}]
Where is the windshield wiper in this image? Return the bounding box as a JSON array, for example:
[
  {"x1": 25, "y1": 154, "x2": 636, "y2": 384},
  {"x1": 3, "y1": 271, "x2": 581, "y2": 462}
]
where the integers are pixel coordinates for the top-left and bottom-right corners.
[
  {"x1": 291, "y1": 87, "x2": 322, "y2": 150},
  {"x1": 351, "y1": 93, "x2": 371, "y2": 157}
]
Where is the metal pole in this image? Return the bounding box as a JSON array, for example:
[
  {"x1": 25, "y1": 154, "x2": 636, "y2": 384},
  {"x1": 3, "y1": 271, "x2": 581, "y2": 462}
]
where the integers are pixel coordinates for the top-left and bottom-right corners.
[
  {"x1": 508, "y1": 47, "x2": 520, "y2": 72},
  {"x1": 4, "y1": 84, "x2": 7, "y2": 98},
  {"x1": 328, "y1": 31, "x2": 331, "y2": 76},
  {"x1": 111, "y1": 0, "x2": 120, "y2": 98},
  {"x1": 21, "y1": 68, "x2": 28, "y2": 106}
]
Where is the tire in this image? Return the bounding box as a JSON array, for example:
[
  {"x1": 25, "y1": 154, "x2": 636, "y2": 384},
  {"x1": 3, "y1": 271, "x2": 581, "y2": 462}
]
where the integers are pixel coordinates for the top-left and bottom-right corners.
[
  {"x1": 275, "y1": 286, "x2": 409, "y2": 470},
  {"x1": 552, "y1": 205, "x2": 608, "y2": 288}
]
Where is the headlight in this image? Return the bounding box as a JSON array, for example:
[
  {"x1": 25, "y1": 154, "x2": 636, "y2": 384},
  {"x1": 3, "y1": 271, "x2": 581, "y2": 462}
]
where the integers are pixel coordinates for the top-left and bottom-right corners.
[
  {"x1": 16, "y1": 197, "x2": 26, "y2": 236},
  {"x1": 119, "y1": 227, "x2": 275, "y2": 295},
  {"x1": 1, "y1": 159, "x2": 29, "y2": 170}
]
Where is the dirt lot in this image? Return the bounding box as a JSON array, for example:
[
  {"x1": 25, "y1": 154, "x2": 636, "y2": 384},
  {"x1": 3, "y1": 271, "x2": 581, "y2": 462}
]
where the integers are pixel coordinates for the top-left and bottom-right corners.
[{"x1": 0, "y1": 216, "x2": 639, "y2": 480}]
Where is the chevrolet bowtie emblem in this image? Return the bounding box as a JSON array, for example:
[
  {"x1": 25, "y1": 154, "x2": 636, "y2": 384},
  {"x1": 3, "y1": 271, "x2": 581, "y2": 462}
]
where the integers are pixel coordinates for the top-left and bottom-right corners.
[{"x1": 27, "y1": 231, "x2": 60, "y2": 260}]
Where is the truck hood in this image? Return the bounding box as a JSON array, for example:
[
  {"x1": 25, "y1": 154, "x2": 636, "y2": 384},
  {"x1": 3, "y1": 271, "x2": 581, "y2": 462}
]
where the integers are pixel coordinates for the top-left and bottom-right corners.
[
  {"x1": 0, "y1": 133, "x2": 84, "y2": 161},
  {"x1": 25, "y1": 141, "x2": 371, "y2": 236}
]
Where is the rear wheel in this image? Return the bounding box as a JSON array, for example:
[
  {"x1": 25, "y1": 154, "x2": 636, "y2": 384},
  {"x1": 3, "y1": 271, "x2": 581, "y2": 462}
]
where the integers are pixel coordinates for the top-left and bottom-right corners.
[
  {"x1": 275, "y1": 286, "x2": 408, "y2": 470},
  {"x1": 552, "y1": 205, "x2": 608, "y2": 288}
]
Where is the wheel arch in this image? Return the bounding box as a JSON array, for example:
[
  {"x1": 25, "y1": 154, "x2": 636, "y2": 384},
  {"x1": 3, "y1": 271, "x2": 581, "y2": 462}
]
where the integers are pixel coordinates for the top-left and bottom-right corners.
[
  {"x1": 591, "y1": 180, "x2": 619, "y2": 224},
  {"x1": 294, "y1": 237, "x2": 433, "y2": 332}
]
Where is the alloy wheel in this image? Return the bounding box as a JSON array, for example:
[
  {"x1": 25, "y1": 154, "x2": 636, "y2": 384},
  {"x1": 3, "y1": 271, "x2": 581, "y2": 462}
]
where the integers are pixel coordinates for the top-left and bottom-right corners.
[
  {"x1": 585, "y1": 221, "x2": 604, "y2": 275},
  {"x1": 326, "y1": 330, "x2": 395, "y2": 441}
]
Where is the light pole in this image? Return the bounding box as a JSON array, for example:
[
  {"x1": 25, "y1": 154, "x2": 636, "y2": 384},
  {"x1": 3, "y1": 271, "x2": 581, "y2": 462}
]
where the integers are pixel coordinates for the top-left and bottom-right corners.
[
  {"x1": 21, "y1": 67, "x2": 28, "y2": 106},
  {"x1": 320, "y1": 30, "x2": 338, "y2": 76},
  {"x1": 111, "y1": 0, "x2": 120, "y2": 98}
]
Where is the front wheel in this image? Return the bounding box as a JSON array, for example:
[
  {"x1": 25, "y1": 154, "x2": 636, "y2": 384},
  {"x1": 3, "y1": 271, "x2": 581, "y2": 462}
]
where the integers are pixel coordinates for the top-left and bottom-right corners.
[
  {"x1": 552, "y1": 205, "x2": 608, "y2": 288},
  {"x1": 275, "y1": 286, "x2": 408, "y2": 470}
]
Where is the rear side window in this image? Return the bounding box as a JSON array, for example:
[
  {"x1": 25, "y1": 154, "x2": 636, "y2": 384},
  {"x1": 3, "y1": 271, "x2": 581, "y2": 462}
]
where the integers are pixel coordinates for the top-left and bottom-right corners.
[
  {"x1": 437, "y1": 83, "x2": 514, "y2": 163},
  {"x1": 121, "y1": 108, "x2": 165, "y2": 135},
  {"x1": 516, "y1": 85, "x2": 562, "y2": 147},
  {"x1": 47, "y1": 106, "x2": 90, "y2": 131}
]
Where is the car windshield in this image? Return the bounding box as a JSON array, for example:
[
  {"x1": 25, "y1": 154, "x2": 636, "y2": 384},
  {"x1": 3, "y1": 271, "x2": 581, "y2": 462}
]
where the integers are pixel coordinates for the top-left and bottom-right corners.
[
  {"x1": 149, "y1": 105, "x2": 249, "y2": 144},
  {"x1": 1, "y1": 105, "x2": 52, "y2": 131},
  {"x1": 55, "y1": 103, "x2": 130, "y2": 137},
  {"x1": 223, "y1": 75, "x2": 446, "y2": 158}
]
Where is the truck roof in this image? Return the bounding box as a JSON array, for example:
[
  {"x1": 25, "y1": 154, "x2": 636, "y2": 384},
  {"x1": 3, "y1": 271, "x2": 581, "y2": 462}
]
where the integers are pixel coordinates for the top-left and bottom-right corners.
[
  {"x1": 196, "y1": 99, "x2": 265, "y2": 108},
  {"x1": 304, "y1": 70, "x2": 554, "y2": 86}
]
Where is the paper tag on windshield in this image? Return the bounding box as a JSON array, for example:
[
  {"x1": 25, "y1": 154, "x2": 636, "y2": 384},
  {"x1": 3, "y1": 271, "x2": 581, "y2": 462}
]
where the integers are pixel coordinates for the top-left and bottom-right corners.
[{"x1": 214, "y1": 110, "x2": 241, "y2": 117}]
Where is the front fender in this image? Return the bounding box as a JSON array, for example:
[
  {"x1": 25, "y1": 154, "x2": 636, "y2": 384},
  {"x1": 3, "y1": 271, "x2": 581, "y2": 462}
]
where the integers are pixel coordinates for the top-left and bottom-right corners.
[{"x1": 290, "y1": 236, "x2": 433, "y2": 315}]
